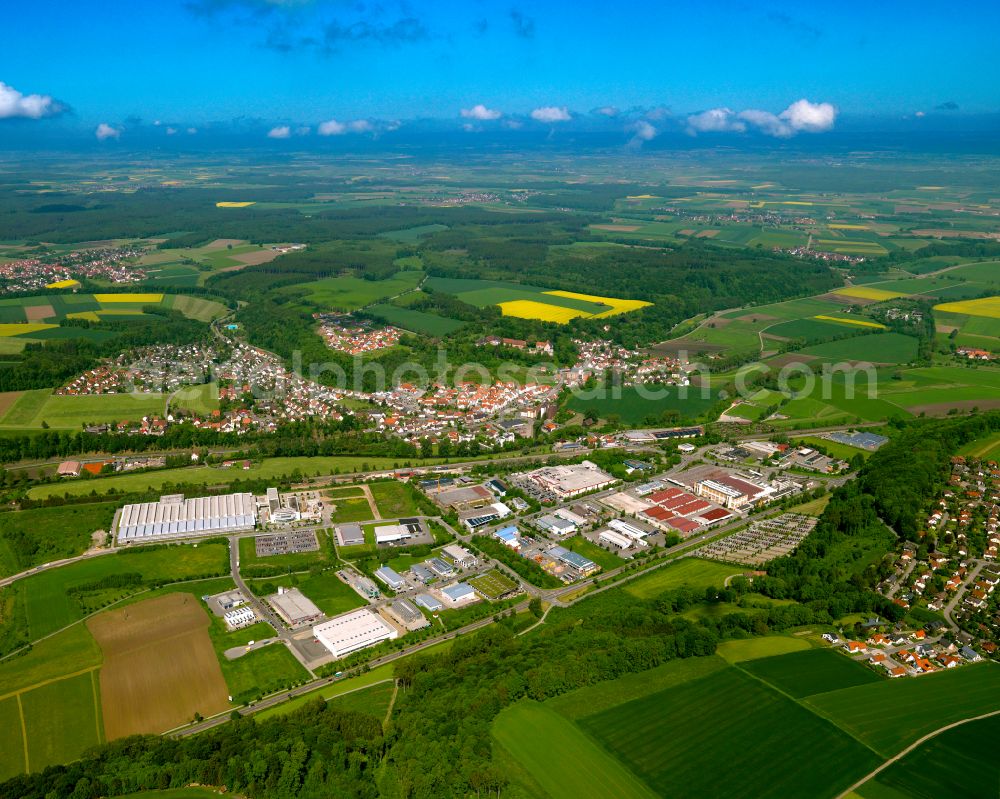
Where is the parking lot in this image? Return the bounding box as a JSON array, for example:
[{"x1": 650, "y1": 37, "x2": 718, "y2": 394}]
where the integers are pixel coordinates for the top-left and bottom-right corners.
[
  {"x1": 255, "y1": 531, "x2": 320, "y2": 558},
  {"x1": 693, "y1": 513, "x2": 817, "y2": 566}
]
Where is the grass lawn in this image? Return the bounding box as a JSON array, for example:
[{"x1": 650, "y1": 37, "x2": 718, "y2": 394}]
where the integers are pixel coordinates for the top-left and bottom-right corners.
[
  {"x1": 293, "y1": 570, "x2": 367, "y2": 616},
  {"x1": 624, "y1": 558, "x2": 741, "y2": 599},
  {"x1": 27, "y1": 456, "x2": 442, "y2": 500},
  {"x1": 959, "y1": 430, "x2": 1000, "y2": 459},
  {"x1": 0, "y1": 502, "x2": 117, "y2": 578},
  {"x1": 237, "y1": 534, "x2": 327, "y2": 577},
  {"x1": 368, "y1": 481, "x2": 423, "y2": 517},
  {"x1": 0, "y1": 623, "x2": 102, "y2": 698},
  {"x1": 715, "y1": 635, "x2": 813, "y2": 664},
  {"x1": 330, "y1": 497, "x2": 375, "y2": 523},
  {"x1": 563, "y1": 535, "x2": 625, "y2": 570},
  {"x1": 219, "y1": 639, "x2": 308, "y2": 705},
  {"x1": 579, "y1": 666, "x2": 880, "y2": 799},
  {"x1": 741, "y1": 647, "x2": 882, "y2": 697},
  {"x1": 20, "y1": 669, "x2": 102, "y2": 773},
  {"x1": 493, "y1": 700, "x2": 658, "y2": 799},
  {"x1": 366, "y1": 303, "x2": 464, "y2": 336},
  {"x1": 171, "y1": 382, "x2": 221, "y2": 416},
  {"x1": 327, "y1": 680, "x2": 395, "y2": 718},
  {"x1": 805, "y1": 662, "x2": 1000, "y2": 757},
  {"x1": 296, "y1": 271, "x2": 424, "y2": 311}
]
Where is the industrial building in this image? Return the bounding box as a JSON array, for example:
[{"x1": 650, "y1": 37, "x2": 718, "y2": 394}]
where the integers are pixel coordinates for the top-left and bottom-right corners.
[
  {"x1": 547, "y1": 545, "x2": 599, "y2": 576},
  {"x1": 608, "y1": 518, "x2": 650, "y2": 542},
  {"x1": 224, "y1": 606, "x2": 257, "y2": 629},
  {"x1": 536, "y1": 514, "x2": 577, "y2": 537},
  {"x1": 337, "y1": 523, "x2": 365, "y2": 547},
  {"x1": 313, "y1": 609, "x2": 399, "y2": 659},
  {"x1": 415, "y1": 593, "x2": 443, "y2": 612},
  {"x1": 441, "y1": 582, "x2": 477, "y2": 606},
  {"x1": 116, "y1": 492, "x2": 257, "y2": 543},
  {"x1": 374, "y1": 523, "x2": 413, "y2": 544},
  {"x1": 375, "y1": 565, "x2": 406, "y2": 591},
  {"x1": 427, "y1": 557, "x2": 455, "y2": 577},
  {"x1": 268, "y1": 587, "x2": 323, "y2": 627},
  {"x1": 442, "y1": 544, "x2": 476, "y2": 569},
  {"x1": 696, "y1": 475, "x2": 773, "y2": 509},
  {"x1": 410, "y1": 563, "x2": 435, "y2": 583},
  {"x1": 494, "y1": 526, "x2": 520, "y2": 549},
  {"x1": 386, "y1": 599, "x2": 429, "y2": 630},
  {"x1": 599, "y1": 529, "x2": 638, "y2": 550},
  {"x1": 524, "y1": 462, "x2": 616, "y2": 499},
  {"x1": 460, "y1": 501, "x2": 512, "y2": 531}
]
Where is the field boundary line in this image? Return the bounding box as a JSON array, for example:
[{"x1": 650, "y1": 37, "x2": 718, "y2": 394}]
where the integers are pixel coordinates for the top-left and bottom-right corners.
[
  {"x1": 16, "y1": 692, "x2": 28, "y2": 773},
  {"x1": 835, "y1": 707, "x2": 1000, "y2": 799},
  {"x1": 0, "y1": 665, "x2": 100, "y2": 704},
  {"x1": 90, "y1": 669, "x2": 103, "y2": 743},
  {"x1": 732, "y1": 661, "x2": 883, "y2": 760}
]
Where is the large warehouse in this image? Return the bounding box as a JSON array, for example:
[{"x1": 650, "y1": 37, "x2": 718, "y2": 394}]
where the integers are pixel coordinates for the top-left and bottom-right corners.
[
  {"x1": 313, "y1": 609, "x2": 399, "y2": 659},
  {"x1": 116, "y1": 492, "x2": 257, "y2": 542}
]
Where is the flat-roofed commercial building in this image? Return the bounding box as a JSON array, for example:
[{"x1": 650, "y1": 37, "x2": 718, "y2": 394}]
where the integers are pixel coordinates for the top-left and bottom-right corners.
[
  {"x1": 268, "y1": 587, "x2": 323, "y2": 627},
  {"x1": 527, "y1": 463, "x2": 616, "y2": 499},
  {"x1": 313, "y1": 609, "x2": 399, "y2": 659},
  {"x1": 116, "y1": 492, "x2": 257, "y2": 543},
  {"x1": 599, "y1": 529, "x2": 636, "y2": 550}
]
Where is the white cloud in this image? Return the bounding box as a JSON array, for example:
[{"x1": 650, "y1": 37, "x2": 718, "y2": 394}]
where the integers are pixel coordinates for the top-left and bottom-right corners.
[
  {"x1": 267, "y1": 125, "x2": 291, "y2": 139},
  {"x1": 686, "y1": 108, "x2": 745, "y2": 134},
  {"x1": 347, "y1": 119, "x2": 372, "y2": 133},
  {"x1": 915, "y1": 110, "x2": 926, "y2": 118},
  {"x1": 295, "y1": 125, "x2": 311, "y2": 136},
  {"x1": 503, "y1": 119, "x2": 523, "y2": 129},
  {"x1": 318, "y1": 119, "x2": 346, "y2": 136},
  {"x1": 462, "y1": 122, "x2": 476, "y2": 132},
  {"x1": 95, "y1": 123, "x2": 121, "y2": 141},
  {"x1": 779, "y1": 99, "x2": 836, "y2": 133},
  {"x1": 530, "y1": 105, "x2": 571, "y2": 123},
  {"x1": 687, "y1": 99, "x2": 837, "y2": 137},
  {"x1": 166, "y1": 127, "x2": 178, "y2": 135},
  {"x1": 594, "y1": 105, "x2": 619, "y2": 117},
  {"x1": 0, "y1": 81, "x2": 61, "y2": 119},
  {"x1": 461, "y1": 103, "x2": 501, "y2": 120},
  {"x1": 628, "y1": 120, "x2": 657, "y2": 146},
  {"x1": 187, "y1": 127, "x2": 198, "y2": 135}
]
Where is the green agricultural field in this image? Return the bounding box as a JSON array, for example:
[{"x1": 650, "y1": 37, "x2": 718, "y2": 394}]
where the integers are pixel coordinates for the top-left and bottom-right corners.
[
  {"x1": 377, "y1": 223, "x2": 449, "y2": 242},
  {"x1": 167, "y1": 295, "x2": 229, "y2": 322},
  {"x1": 741, "y1": 648, "x2": 882, "y2": 697},
  {"x1": 368, "y1": 481, "x2": 423, "y2": 517},
  {"x1": 365, "y1": 303, "x2": 464, "y2": 336},
  {"x1": 0, "y1": 624, "x2": 101, "y2": 698},
  {"x1": 715, "y1": 635, "x2": 813, "y2": 664},
  {"x1": 27, "y1": 455, "x2": 442, "y2": 500},
  {"x1": 765, "y1": 317, "x2": 867, "y2": 342},
  {"x1": 493, "y1": 700, "x2": 658, "y2": 799},
  {"x1": 856, "y1": 713, "x2": 1000, "y2": 799},
  {"x1": 295, "y1": 271, "x2": 424, "y2": 311},
  {"x1": 547, "y1": 656, "x2": 729, "y2": 720},
  {"x1": 0, "y1": 390, "x2": 167, "y2": 429},
  {"x1": 805, "y1": 662, "x2": 1000, "y2": 756},
  {"x1": 255, "y1": 665, "x2": 396, "y2": 721},
  {"x1": 17, "y1": 542, "x2": 229, "y2": 639},
  {"x1": 20, "y1": 669, "x2": 102, "y2": 774},
  {"x1": 796, "y1": 332, "x2": 919, "y2": 365},
  {"x1": 0, "y1": 502, "x2": 117, "y2": 578},
  {"x1": 624, "y1": 559, "x2": 741, "y2": 599},
  {"x1": 292, "y1": 570, "x2": 367, "y2": 616},
  {"x1": 0, "y1": 696, "x2": 26, "y2": 782},
  {"x1": 579, "y1": 666, "x2": 880, "y2": 799},
  {"x1": 171, "y1": 382, "x2": 221, "y2": 416},
  {"x1": 566, "y1": 385, "x2": 720, "y2": 425},
  {"x1": 959, "y1": 430, "x2": 1000, "y2": 459}
]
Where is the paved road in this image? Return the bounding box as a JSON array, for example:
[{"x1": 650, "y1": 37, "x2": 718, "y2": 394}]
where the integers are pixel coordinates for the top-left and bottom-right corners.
[{"x1": 943, "y1": 559, "x2": 986, "y2": 630}]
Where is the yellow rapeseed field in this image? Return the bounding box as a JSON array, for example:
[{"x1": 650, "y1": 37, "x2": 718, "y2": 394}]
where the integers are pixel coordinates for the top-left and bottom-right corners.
[
  {"x1": 832, "y1": 286, "x2": 907, "y2": 301},
  {"x1": 543, "y1": 290, "x2": 652, "y2": 319},
  {"x1": 216, "y1": 201, "x2": 256, "y2": 208},
  {"x1": 94, "y1": 293, "x2": 164, "y2": 303},
  {"x1": 498, "y1": 300, "x2": 589, "y2": 324},
  {"x1": 828, "y1": 224, "x2": 870, "y2": 230},
  {"x1": 45, "y1": 279, "x2": 81, "y2": 289},
  {"x1": 934, "y1": 296, "x2": 1000, "y2": 319},
  {"x1": 814, "y1": 315, "x2": 887, "y2": 329},
  {"x1": 0, "y1": 323, "x2": 57, "y2": 337}
]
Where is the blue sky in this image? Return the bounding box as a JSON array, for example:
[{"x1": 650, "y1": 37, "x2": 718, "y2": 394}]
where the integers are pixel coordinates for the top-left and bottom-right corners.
[{"x1": 1, "y1": 0, "x2": 998, "y2": 141}]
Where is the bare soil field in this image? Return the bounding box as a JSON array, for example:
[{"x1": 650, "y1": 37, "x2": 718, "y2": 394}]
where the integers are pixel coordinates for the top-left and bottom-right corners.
[
  {"x1": 205, "y1": 238, "x2": 245, "y2": 249},
  {"x1": 232, "y1": 249, "x2": 283, "y2": 266},
  {"x1": 0, "y1": 391, "x2": 24, "y2": 419},
  {"x1": 906, "y1": 398, "x2": 1000, "y2": 415},
  {"x1": 591, "y1": 224, "x2": 640, "y2": 232},
  {"x1": 87, "y1": 593, "x2": 230, "y2": 739},
  {"x1": 24, "y1": 305, "x2": 55, "y2": 321}
]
